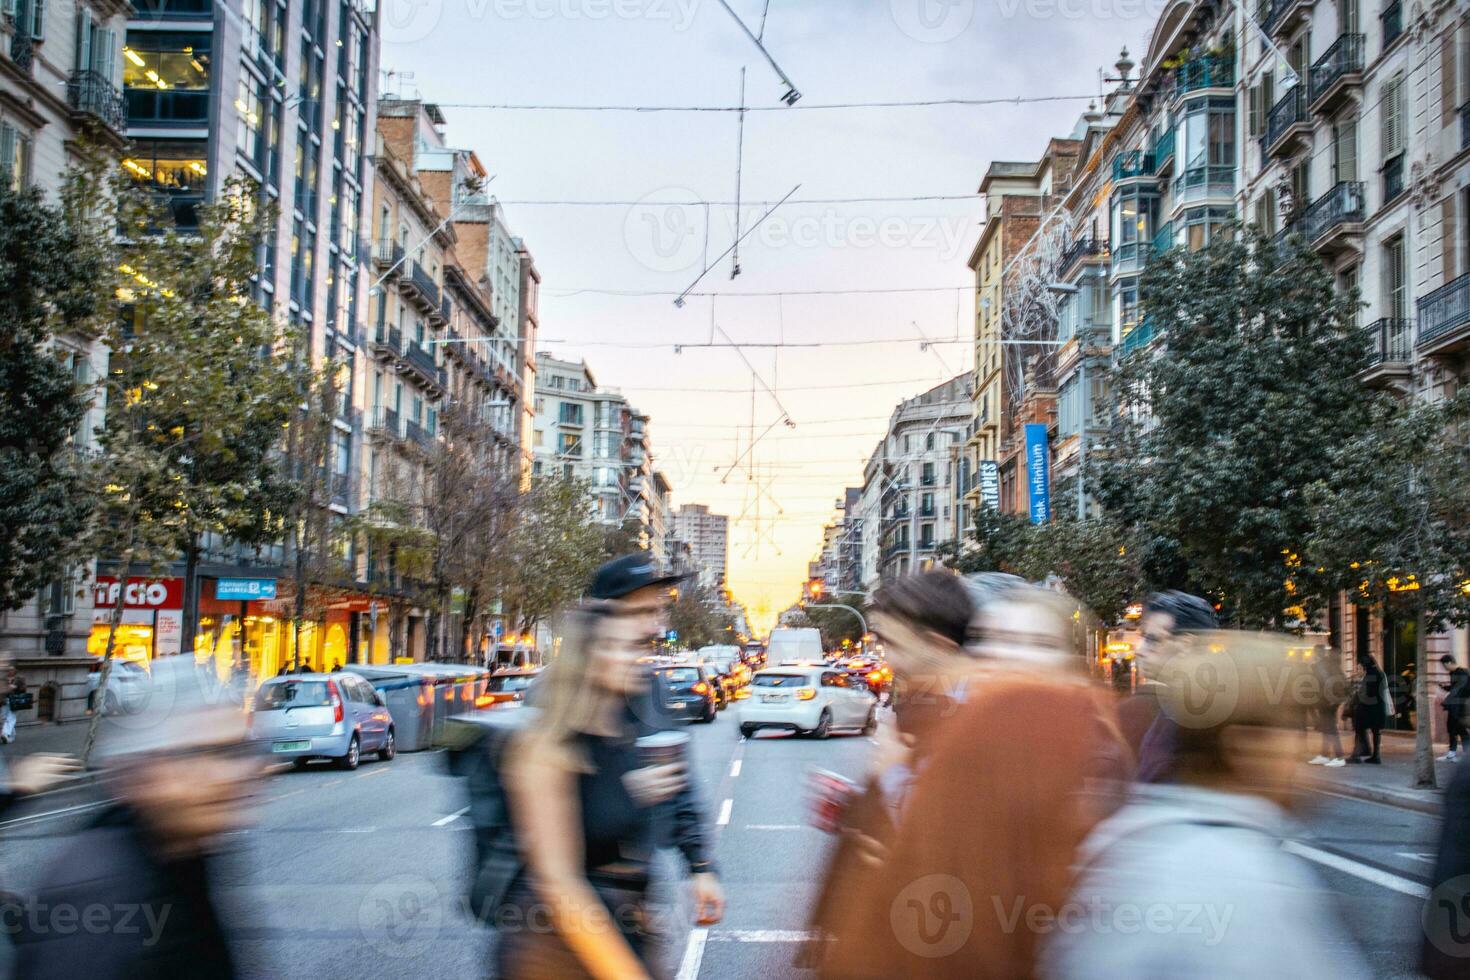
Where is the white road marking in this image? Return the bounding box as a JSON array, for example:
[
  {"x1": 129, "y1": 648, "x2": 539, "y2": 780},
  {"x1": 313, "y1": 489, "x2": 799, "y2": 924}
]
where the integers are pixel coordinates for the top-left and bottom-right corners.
[
  {"x1": 0, "y1": 800, "x2": 110, "y2": 830},
  {"x1": 1397, "y1": 852, "x2": 1437, "y2": 864},
  {"x1": 716, "y1": 798, "x2": 732, "y2": 826},
  {"x1": 730, "y1": 759, "x2": 742, "y2": 778},
  {"x1": 432, "y1": 806, "x2": 470, "y2": 827},
  {"x1": 1299, "y1": 784, "x2": 1438, "y2": 810},
  {"x1": 743, "y1": 824, "x2": 804, "y2": 831},
  {"x1": 708, "y1": 930, "x2": 817, "y2": 943},
  {"x1": 1285, "y1": 842, "x2": 1430, "y2": 898},
  {"x1": 676, "y1": 927, "x2": 708, "y2": 980}
]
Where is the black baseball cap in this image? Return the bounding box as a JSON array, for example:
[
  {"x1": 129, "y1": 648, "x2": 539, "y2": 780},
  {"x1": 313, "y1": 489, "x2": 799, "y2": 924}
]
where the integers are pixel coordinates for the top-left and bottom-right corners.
[{"x1": 589, "y1": 553, "x2": 685, "y2": 601}]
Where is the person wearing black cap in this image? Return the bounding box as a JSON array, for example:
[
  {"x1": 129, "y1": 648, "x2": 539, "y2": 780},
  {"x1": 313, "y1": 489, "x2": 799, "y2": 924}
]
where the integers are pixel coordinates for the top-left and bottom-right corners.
[
  {"x1": 488, "y1": 554, "x2": 722, "y2": 980},
  {"x1": 1125, "y1": 591, "x2": 1219, "y2": 784}
]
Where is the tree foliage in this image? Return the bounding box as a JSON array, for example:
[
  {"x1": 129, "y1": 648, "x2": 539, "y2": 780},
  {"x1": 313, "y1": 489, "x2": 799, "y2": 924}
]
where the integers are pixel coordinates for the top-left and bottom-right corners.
[
  {"x1": 1094, "y1": 225, "x2": 1372, "y2": 629},
  {"x1": 495, "y1": 475, "x2": 604, "y2": 633},
  {"x1": 666, "y1": 582, "x2": 740, "y2": 650},
  {"x1": 0, "y1": 172, "x2": 105, "y2": 610}
]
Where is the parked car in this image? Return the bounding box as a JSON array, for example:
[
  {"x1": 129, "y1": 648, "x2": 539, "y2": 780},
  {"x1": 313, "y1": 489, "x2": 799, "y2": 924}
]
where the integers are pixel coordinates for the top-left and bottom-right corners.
[
  {"x1": 652, "y1": 663, "x2": 720, "y2": 723},
  {"x1": 484, "y1": 668, "x2": 541, "y2": 707},
  {"x1": 738, "y1": 665, "x2": 877, "y2": 739},
  {"x1": 248, "y1": 673, "x2": 395, "y2": 770},
  {"x1": 91, "y1": 659, "x2": 153, "y2": 716}
]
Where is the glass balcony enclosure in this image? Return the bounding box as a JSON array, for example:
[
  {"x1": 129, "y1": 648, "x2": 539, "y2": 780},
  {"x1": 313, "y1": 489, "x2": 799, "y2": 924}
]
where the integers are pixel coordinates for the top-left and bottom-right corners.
[{"x1": 123, "y1": 34, "x2": 211, "y2": 124}]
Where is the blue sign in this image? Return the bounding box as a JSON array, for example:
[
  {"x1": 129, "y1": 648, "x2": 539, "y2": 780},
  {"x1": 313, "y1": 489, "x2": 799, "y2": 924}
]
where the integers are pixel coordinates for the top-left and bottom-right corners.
[
  {"x1": 216, "y1": 577, "x2": 277, "y2": 601},
  {"x1": 1024, "y1": 424, "x2": 1051, "y2": 524}
]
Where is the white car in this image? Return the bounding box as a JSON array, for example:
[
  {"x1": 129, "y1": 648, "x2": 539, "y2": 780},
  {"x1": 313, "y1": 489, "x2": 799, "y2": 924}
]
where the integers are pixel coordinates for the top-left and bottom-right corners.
[{"x1": 738, "y1": 665, "x2": 876, "y2": 739}]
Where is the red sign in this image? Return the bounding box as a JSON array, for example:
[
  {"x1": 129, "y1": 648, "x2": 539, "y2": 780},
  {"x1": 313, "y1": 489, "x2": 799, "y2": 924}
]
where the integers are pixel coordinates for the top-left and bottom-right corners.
[{"x1": 94, "y1": 576, "x2": 185, "y2": 610}]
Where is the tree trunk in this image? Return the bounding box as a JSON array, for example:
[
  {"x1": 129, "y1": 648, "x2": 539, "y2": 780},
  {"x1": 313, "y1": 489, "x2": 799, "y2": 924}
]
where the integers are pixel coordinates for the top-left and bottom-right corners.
[
  {"x1": 180, "y1": 532, "x2": 201, "y2": 663},
  {"x1": 293, "y1": 540, "x2": 307, "y2": 670},
  {"x1": 1413, "y1": 603, "x2": 1436, "y2": 790},
  {"x1": 81, "y1": 540, "x2": 136, "y2": 768},
  {"x1": 461, "y1": 586, "x2": 480, "y2": 665}
]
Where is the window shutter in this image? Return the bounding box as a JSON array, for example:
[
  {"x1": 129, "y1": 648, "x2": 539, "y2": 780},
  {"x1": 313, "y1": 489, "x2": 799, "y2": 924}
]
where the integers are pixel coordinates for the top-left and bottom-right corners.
[
  {"x1": 97, "y1": 27, "x2": 114, "y2": 83},
  {"x1": 0, "y1": 0, "x2": 16, "y2": 22},
  {"x1": 30, "y1": 0, "x2": 42, "y2": 39},
  {"x1": 0, "y1": 125, "x2": 15, "y2": 189},
  {"x1": 1248, "y1": 83, "x2": 1261, "y2": 137},
  {"x1": 1381, "y1": 75, "x2": 1406, "y2": 159},
  {"x1": 1335, "y1": 116, "x2": 1358, "y2": 183},
  {"x1": 74, "y1": 7, "x2": 91, "y2": 75}
]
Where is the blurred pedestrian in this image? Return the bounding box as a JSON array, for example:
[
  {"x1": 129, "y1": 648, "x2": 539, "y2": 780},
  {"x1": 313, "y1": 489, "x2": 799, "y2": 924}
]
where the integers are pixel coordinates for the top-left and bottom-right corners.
[
  {"x1": 1438, "y1": 654, "x2": 1469, "y2": 763},
  {"x1": 821, "y1": 580, "x2": 1126, "y2": 980},
  {"x1": 10, "y1": 656, "x2": 267, "y2": 978},
  {"x1": 1421, "y1": 759, "x2": 1470, "y2": 975},
  {"x1": 800, "y1": 570, "x2": 981, "y2": 971},
  {"x1": 1348, "y1": 651, "x2": 1388, "y2": 764},
  {"x1": 1040, "y1": 634, "x2": 1371, "y2": 979},
  {"x1": 1119, "y1": 591, "x2": 1217, "y2": 783},
  {"x1": 493, "y1": 554, "x2": 722, "y2": 980},
  {"x1": 1308, "y1": 650, "x2": 1349, "y2": 768}
]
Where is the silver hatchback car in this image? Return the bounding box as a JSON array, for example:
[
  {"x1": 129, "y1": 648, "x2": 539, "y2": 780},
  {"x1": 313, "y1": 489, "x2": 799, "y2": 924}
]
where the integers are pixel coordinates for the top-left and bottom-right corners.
[{"x1": 248, "y1": 673, "x2": 395, "y2": 770}]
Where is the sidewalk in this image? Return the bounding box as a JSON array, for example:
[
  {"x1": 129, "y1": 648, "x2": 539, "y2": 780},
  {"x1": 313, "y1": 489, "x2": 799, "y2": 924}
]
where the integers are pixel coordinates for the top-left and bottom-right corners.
[
  {"x1": 1, "y1": 719, "x2": 105, "y2": 791},
  {"x1": 1296, "y1": 734, "x2": 1452, "y2": 815}
]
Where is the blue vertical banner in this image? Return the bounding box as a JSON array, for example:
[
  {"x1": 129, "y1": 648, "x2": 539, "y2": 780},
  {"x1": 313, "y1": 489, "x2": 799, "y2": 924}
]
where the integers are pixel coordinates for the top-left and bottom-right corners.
[{"x1": 1025, "y1": 423, "x2": 1051, "y2": 524}]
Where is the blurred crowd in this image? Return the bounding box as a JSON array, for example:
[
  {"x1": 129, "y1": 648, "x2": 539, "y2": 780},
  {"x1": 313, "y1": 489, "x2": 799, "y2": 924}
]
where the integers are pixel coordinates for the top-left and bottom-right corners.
[{"x1": 5, "y1": 559, "x2": 1470, "y2": 979}]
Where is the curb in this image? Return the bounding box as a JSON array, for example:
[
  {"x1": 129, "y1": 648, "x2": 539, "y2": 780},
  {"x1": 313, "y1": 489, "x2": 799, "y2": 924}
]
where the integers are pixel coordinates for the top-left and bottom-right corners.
[{"x1": 1298, "y1": 773, "x2": 1444, "y2": 816}]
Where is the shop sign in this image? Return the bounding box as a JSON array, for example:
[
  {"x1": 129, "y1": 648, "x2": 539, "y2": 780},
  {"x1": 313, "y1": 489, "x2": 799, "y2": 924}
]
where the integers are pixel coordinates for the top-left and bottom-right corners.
[
  {"x1": 94, "y1": 576, "x2": 184, "y2": 610},
  {"x1": 978, "y1": 460, "x2": 1000, "y2": 512},
  {"x1": 1025, "y1": 424, "x2": 1051, "y2": 525},
  {"x1": 216, "y1": 578, "x2": 278, "y2": 601}
]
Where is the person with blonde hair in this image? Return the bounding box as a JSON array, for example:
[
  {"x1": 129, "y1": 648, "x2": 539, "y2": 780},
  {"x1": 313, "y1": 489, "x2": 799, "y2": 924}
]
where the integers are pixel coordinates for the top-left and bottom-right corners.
[{"x1": 493, "y1": 554, "x2": 723, "y2": 980}]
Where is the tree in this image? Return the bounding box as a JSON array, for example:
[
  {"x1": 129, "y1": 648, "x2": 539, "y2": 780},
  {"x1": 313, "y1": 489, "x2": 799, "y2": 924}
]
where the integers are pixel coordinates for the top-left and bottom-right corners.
[
  {"x1": 1305, "y1": 391, "x2": 1470, "y2": 788},
  {"x1": 83, "y1": 179, "x2": 299, "y2": 763},
  {"x1": 666, "y1": 582, "x2": 740, "y2": 651},
  {"x1": 0, "y1": 171, "x2": 107, "y2": 611},
  {"x1": 1094, "y1": 224, "x2": 1371, "y2": 629},
  {"x1": 495, "y1": 475, "x2": 604, "y2": 636},
  {"x1": 943, "y1": 509, "x2": 1039, "y2": 577},
  {"x1": 1027, "y1": 514, "x2": 1146, "y2": 627}
]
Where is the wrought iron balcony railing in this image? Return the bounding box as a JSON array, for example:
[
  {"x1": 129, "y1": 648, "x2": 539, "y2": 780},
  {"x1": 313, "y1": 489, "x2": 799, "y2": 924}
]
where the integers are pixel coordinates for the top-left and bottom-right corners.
[
  {"x1": 1308, "y1": 34, "x2": 1364, "y2": 108},
  {"x1": 1363, "y1": 317, "x2": 1412, "y2": 367},
  {"x1": 67, "y1": 71, "x2": 128, "y2": 133},
  {"x1": 1417, "y1": 272, "x2": 1470, "y2": 349},
  {"x1": 1265, "y1": 87, "x2": 1306, "y2": 151},
  {"x1": 1298, "y1": 181, "x2": 1364, "y2": 244}
]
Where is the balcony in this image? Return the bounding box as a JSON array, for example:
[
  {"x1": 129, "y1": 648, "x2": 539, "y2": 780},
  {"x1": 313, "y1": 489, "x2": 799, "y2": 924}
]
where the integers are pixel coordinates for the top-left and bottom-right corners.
[
  {"x1": 401, "y1": 261, "x2": 441, "y2": 311},
  {"x1": 9, "y1": 30, "x2": 34, "y2": 74},
  {"x1": 330, "y1": 471, "x2": 352, "y2": 506},
  {"x1": 1118, "y1": 316, "x2": 1158, "y2": 357},
  {"x1": 1172, "y1": 55, "x2": 1234, "y2": 101},
  {"x1": 1264, "y1": 87, "x2": 1309, "y2": 158},
  {"x1": 370, "y1": 325, "x2": 402, "y2": 360},
  {"x1": 1112, "y1": 149, "x2": 1156, "y2": 182},
  {"x1": 1308, "y1": 34, "x2": 1364, "y2": 115},
  {"x1": 403, "y1": 418, "x2": 433, "y2": 449},
  {"x1": 403, "y1": 340, "x2": 442, "y2": 388},
  {"x1": 1359, "y1": 318, "x2": 1413, "y2": 387},
  {"x1": 368, "y1": 407, "x2": 401, "y2": 440},
  {"x1": 372, "y1": 240, "x2": 404, "y2": 275},
  {"x1": 1059, "y1": 237, "x2": 1106, "y2": 276},
  {"x1": 66, "y1": 71, "x2": 128, "y2": 135},
  {"x1": 1380, "y1": 0, "x2": 1402, "y2": 50},
  {"x1": 440, "y1": 295, "x2": 452, "y2": 324},
  {"x1": 1417, "y1": 272, "x2": 1470, "y2": 356},
  {"x1": 1110, "y1": 240, "x2": 1152, "y2": 278},
  {"x1": 1261, "y1": 0, "x2": 1309, "y2": 39},
  {"x1": 1297, "y1": 181, "x2": 1364, "y2": 256},
  {"x1": 1150, "y1": 128, "x2": 1176, "y2": 174},
  {"x1": 1152, "y1": 221, "x2": 1174, "y2": 256}
]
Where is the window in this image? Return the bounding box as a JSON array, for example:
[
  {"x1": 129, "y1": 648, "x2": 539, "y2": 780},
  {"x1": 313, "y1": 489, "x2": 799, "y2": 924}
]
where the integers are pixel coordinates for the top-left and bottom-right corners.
[
  {"x1": 921, "y1": 462, "x2": 935, "y2": 486},
  {"x1": 1178, "y1": 97, "x2": 1235, "y2": 195},
  {"x1": 1380, "y1": 73, "x2": 1407, "y2": 202},
  {"x1": 1252, "y1": 188, "x2": 1277, "y2": 234},
  {"x1": 0, "y1": 121, "x2": 31, "y2": 190},
  {"x1": 236, "y1": 71, "x2": 265, "y2": 166},
  {"x1": 1331, "y1": 114, "x2": 1358, "y2": 184},
  {"x1": 920, "y1": 524, "x2": 935, "y2": 549},
  {"x1": 1182, "y1": 206, "x2": 1234, "y2": 251},
  {"x1": 76, "y1": 12, "x2": 115, "y2": 83},
  {"x1": 925, "y1": 432, "x2": 935, "y2": 451},
  {"x1": 1339, "y1": 265, "x2": 1360, "y2": 325},
  {"x1": 559, "y1": 402, "x2": 584, "y2": 426},
  {"x1": 124, "y1": 34, "x2": 211, "y2": 123},
  {"x1": 558, "y1": 433, "x2": 582, "y2": 457},
  {"x1": 1383, "y1": 235, "x2": 1406, "y2": 321},
  {"x1": 1339, "y1": 0, "x2": 1358, "y2": 35}
]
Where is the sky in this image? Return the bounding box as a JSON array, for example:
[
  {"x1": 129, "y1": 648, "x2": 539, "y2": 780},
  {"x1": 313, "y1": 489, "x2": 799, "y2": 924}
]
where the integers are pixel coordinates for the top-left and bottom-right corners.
[{"x1": 380, "y1": 0, "x2": 1164, "y2": 632}]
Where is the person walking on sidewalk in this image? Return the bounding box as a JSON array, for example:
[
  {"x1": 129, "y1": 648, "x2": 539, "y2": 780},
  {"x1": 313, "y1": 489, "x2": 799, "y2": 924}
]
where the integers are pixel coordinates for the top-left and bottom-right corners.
[
  {"x1": 1123, "y1": 591, "x2": 1218, "y2": 784},
  {"x1": 1308, "y1": 651, "x2": 1349, "y2": 768},
  {"x1": 1438, "y1": 654, "x2": 1470, "y2": 762},
  {"x1": 1348, "y1": 651, "x2": 1389, "y2": 764}
]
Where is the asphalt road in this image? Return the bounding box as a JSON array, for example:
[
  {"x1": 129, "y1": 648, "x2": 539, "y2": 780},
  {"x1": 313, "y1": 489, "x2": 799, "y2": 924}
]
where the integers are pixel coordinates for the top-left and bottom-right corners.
[{"x1": 0, "y1": 709, "x2": 1451, "y2": 979}]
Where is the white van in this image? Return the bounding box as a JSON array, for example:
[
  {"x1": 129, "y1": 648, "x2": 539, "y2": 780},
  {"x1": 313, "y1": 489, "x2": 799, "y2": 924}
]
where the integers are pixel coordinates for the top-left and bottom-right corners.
[{"x1": 765, "y1": 627, "x2": 824, "y2": 665}]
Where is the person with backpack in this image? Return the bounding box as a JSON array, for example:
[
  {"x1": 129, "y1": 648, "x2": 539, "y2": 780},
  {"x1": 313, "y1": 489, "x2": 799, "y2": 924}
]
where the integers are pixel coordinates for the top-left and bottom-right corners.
[
  {"x1": 459, "y1": 554, "x2": 721, "y2": 980},
  {"x1": 1438, "y1": 654, "x2": 1470, "y2": 762}
]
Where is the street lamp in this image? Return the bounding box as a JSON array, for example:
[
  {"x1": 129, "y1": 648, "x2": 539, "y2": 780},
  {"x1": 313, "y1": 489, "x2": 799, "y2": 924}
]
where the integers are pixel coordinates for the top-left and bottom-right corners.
[{"x1": 803, "y1": 603, "x2": 869, "y2": 640}]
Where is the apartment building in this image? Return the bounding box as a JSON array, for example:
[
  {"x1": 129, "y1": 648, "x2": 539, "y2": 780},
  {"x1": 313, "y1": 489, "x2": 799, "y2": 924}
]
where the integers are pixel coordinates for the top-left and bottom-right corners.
[
  {"x1": 0, "y1": 0, "x2": 129, "y2": 715},
  {"x1": 673, "y1": 504, "x2": 729, "y2": 590},
  {"x1": 864, "y1": 373, "x2": 974, "y2": 584}
]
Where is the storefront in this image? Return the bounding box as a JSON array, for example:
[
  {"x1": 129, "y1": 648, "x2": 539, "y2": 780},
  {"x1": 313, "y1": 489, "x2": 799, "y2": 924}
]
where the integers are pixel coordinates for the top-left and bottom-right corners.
[
  {"x1": 89, "y1": 576, "x2": 185, "y2": 665},
  {"x1": 194, "y1": 577, "x2": 288, "y2": 685}
]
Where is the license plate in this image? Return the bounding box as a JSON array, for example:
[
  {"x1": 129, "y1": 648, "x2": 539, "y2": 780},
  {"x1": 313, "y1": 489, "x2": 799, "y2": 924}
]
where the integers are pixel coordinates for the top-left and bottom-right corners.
[
  {"x1": 760, "y1": 693, "x2": 788, "y2": 703},
  {"x1": 273, "y1": 740, "x2": 310, "y2": 752}
]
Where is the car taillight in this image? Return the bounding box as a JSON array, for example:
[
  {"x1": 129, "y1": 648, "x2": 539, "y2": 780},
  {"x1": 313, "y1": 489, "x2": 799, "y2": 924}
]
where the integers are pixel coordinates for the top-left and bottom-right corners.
[
  {"x1": 797, "y1": 688, "x2": 817, "y2": 701},
  {"x1": 693, "y1": 681, "x2": 710, "y2": 695},
  {"x1": 327, "y1": 680, "x2": 344, "y2": 723}
]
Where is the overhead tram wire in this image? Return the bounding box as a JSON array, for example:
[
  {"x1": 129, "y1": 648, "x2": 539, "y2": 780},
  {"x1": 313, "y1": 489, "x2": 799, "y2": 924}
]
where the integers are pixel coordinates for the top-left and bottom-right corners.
[
  {"x1": 429, "y1": 94, "x2": 1099, "y2": 113},
  {"x1": 491, "y1": 194, "x2": 982, "y2": 206}
]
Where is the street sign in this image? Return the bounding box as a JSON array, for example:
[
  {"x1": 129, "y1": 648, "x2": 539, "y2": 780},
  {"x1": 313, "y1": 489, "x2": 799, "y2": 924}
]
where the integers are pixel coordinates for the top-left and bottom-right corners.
[
  {"x1": 978, "y1": 460, "x2": 1000, "y2": 512},
  {"x1": 216, "y1": 577, "x2": 278, "y2": 601},
  {"x1": 1025, "y1": 424, "x2": 1051, "y2": 524}
]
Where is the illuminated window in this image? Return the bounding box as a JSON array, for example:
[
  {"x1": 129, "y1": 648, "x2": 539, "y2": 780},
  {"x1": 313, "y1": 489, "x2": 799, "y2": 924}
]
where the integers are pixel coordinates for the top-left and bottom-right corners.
[{"x1": 122, "y1": 33, "x2": 210, "y2": 123}]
